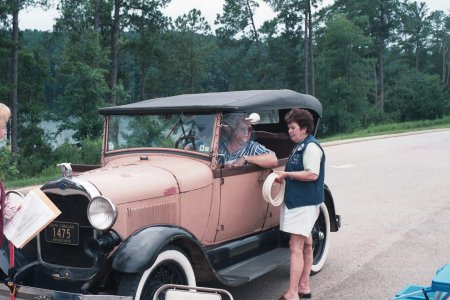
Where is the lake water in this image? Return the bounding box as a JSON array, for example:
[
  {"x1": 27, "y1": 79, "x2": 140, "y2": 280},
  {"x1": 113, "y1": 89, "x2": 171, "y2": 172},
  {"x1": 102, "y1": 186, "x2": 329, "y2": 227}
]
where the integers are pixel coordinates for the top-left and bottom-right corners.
[
  {"x1": 0, "y1": 120, "x2": 75, "y2": 149},
  {"x1": 39, "y1": 120, "x2": 76, "y2": 147}
]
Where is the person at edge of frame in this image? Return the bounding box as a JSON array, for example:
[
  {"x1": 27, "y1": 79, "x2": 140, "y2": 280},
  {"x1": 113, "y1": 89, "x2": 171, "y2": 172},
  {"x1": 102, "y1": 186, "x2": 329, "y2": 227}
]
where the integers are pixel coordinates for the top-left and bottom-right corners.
[{"x1": 0, "y1": 103, "x2": 12, "y2": 278}]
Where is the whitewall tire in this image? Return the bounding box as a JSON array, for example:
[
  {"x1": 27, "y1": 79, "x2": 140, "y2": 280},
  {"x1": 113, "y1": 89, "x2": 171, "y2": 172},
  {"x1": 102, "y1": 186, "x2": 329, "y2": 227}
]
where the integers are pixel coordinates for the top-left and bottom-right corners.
[
  {"x1": 311, "y1": 203, "x2": 331, "y2": 274},
  {"x1": 118, "y1": 247, "x2": 196, "y2": 299}
]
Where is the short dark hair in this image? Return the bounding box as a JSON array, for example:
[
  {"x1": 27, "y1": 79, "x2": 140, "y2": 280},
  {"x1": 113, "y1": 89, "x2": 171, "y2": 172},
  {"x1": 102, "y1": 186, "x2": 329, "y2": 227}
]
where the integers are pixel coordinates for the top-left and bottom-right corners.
[{"x1": 284, "y1": 108, "x2": 314, "y2": 134}]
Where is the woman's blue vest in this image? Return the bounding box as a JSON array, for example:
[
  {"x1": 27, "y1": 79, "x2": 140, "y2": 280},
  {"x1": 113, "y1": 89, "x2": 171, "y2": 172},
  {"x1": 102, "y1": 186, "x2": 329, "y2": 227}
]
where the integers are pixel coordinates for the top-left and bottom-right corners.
[{"x1": 284, "y1": 134, "x2": 325, "y2": 209}]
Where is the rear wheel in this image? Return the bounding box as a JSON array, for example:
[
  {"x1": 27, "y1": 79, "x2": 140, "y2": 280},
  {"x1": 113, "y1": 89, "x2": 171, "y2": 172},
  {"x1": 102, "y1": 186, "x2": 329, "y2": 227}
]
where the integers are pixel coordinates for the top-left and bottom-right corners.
[
  {"x1": 311, "y1": 203, "x2": 330, "y2": 274},
  {"x1": 118, "y1": 247, "x2": 196, "y2": 299}
]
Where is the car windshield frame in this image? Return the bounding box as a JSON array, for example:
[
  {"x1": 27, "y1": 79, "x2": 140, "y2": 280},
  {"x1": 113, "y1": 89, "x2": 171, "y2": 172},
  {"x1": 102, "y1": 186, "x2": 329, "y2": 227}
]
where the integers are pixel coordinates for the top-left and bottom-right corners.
[{"x1": 105, "y1": 113, "x2": 216, "y2": 155}]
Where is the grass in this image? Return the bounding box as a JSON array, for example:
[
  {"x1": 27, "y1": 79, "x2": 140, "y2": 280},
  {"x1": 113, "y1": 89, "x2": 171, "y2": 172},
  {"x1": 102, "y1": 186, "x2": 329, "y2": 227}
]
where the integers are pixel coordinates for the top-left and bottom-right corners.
[
  {"x1": 4, "y1": 116, "x2": 450, "y2": 189},
  {"x1": 4, "y1": 166, "x2": 60, "y2": 189},
  {"x1": 5, "y1": 173, "x2": 60, "y2": 189}
]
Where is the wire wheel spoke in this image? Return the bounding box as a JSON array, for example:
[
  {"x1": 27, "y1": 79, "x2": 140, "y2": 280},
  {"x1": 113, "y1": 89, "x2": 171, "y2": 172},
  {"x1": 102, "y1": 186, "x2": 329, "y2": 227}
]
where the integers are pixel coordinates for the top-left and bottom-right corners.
[{"x1": 143, "y1": 261, "x2": 187, "y2": 299}]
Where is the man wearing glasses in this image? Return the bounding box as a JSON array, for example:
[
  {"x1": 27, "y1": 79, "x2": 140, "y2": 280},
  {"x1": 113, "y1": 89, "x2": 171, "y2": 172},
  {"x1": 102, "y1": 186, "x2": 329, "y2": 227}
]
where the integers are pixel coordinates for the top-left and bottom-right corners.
[{"x1": 218, "y1": 113, "x2": 278, "y2": 168}]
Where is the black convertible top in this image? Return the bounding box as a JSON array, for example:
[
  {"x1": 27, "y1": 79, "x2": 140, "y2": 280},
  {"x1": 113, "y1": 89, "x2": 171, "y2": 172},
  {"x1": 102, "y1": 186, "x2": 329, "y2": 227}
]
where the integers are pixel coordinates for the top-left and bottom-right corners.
[{"x1": 99, "y1": 89, "x2": 322, "y2": 117}]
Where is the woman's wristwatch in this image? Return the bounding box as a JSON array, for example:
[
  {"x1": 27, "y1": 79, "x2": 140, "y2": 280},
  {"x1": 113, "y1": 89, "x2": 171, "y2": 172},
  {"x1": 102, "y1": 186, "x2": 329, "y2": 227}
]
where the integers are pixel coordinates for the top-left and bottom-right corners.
[{"x1": 243, "y1": 155, "x2": 248, "y2": 165}]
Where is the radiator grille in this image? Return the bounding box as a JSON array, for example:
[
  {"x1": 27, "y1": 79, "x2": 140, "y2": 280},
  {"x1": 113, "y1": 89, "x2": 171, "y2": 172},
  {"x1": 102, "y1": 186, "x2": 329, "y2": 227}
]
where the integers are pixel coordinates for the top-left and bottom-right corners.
[{"x1": 39, "y1": 193, "x2": 95, "y2": 268}]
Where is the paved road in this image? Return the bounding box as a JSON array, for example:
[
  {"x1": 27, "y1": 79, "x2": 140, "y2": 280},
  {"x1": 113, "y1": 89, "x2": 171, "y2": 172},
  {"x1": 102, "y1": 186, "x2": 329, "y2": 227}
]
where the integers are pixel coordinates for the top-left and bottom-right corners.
[{"x1": 212, "y1": 129, "x2": 450, "y2": 300}]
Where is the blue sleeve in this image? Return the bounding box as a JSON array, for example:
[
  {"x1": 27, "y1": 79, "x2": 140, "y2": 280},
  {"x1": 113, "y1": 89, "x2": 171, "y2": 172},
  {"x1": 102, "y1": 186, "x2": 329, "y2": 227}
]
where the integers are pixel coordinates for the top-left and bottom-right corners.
[{"x1": 249, "y1": 141, "x2": 272, "y2": 155}]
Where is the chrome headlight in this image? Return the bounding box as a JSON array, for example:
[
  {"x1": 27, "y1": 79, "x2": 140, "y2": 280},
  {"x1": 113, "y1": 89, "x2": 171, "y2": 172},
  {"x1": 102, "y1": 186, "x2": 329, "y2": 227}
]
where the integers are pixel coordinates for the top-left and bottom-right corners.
[{"x1": 87, "y1": 196, "x2": 118, "y2": 230}]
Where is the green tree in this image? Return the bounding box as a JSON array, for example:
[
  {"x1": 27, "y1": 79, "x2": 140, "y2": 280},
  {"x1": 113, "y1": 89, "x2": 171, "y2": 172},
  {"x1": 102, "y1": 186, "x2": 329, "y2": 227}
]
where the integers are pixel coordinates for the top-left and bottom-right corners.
[
  {"x1": 259, "y1": 16, "x2": 302, "y2": 90},
  {"x1": 398, "y1": 1, "x2": 431, "y2": 71},
  {"x1": 55, "y1": 29, "x2": 109, "y2": 142},
  {"x1": 216, "y1": 0, "x2": 263, "y2": 59},
  {"x1": 3, "y1": 0, "x2": 50, "y2": 153},
  {"x1": 214, "y1": 0, "x2": 269, "y2": 89},
  {"x1": 327, "y1": 0, "x2": 400, "y2": 112},
  {"x1": 54, "y1": 0, "x2": 109, "y2": 142},
  {"x1": 425, "y1": 10, "x2": 450, "y2": 89},
  {"x1": 170, "y1": 9, "x2": 214, "y2": 93},
  {"x1": 386, "y1": 69, "x2": 446, "y2": 121},
  {"x1": 0, "y1": 29, "x2": 11, "y2": 106},
  {"x1": 123, "y1": 0, "x2": 170, "y2": 100},
  {"x1": 0, "y1": 147, "x2": 19, "y2": 180},
  {"x1": 264, "y1": 0, "x2": 320, "y2": 94},
  {"x1": 16, "y1": 44, "x2": 53, "y2": 176},
  {"x1": 315, "y1": 16, "x2": 373, "y2": 135},
  {"x1": 109, "y1": 0, "x2": 122, "y2": 105}
]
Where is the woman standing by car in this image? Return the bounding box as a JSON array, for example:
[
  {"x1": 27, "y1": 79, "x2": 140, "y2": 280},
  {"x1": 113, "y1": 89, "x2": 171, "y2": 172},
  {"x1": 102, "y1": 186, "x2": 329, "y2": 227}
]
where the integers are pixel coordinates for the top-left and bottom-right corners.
[{"x1": 275, "y1": 108, "x2": 325, "y2": 300}]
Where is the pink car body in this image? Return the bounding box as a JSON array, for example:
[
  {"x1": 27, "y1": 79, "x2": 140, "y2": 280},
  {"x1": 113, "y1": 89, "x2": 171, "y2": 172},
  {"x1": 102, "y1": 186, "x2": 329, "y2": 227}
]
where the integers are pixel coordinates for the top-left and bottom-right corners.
[{"x1": 0, "y1": 90, "x2": 340, "y2": 299}]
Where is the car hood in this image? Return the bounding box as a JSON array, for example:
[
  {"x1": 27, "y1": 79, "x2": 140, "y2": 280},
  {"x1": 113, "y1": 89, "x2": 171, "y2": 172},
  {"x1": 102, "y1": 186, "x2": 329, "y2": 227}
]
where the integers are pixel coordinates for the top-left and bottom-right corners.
[{"x1": 77, "y1": 155, "x2": 213, "y2": 205}]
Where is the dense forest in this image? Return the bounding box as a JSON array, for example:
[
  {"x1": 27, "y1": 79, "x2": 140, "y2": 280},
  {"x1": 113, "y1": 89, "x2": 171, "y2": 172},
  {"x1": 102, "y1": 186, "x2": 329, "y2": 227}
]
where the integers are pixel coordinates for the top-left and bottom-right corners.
[{"x1": 0, "y1": 0, "x2": 449, "y2": 179}]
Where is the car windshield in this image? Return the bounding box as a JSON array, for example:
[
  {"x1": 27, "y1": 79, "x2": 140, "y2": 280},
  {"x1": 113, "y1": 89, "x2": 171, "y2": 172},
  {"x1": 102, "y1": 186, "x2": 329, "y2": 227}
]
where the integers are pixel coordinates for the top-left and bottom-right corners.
[{"x1": 107, "y1": 113, "x2": 215, "y2": 154}]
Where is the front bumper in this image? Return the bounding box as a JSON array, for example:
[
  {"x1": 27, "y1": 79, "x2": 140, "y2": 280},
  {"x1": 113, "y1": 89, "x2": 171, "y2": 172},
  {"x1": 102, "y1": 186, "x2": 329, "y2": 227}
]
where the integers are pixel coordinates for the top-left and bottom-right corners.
[{"x1": 0, "y1": 284, "x2": 132, "y2": 299}]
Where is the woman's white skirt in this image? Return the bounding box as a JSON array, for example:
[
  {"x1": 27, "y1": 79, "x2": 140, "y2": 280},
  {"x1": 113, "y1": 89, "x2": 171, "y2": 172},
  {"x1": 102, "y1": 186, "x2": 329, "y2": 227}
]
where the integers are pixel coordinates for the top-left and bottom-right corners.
[{"x1": 280, "y1": 204, "x2": 320, "y2": 237}]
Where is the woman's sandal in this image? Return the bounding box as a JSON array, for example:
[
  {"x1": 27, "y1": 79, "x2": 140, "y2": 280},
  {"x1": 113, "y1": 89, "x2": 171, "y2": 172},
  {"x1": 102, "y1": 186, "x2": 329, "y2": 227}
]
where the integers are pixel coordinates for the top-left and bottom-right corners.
[
  {"x1": 299, "y1": 292, "x2": 312, "y2": 298},
  {"x1": 278, "y1": 293, "x2": 311, "y2": 299}
]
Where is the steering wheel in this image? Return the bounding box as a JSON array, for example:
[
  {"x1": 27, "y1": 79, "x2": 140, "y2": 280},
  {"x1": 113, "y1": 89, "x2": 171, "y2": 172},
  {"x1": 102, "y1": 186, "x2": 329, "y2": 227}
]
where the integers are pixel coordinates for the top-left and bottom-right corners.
[{"x1": 175, "y1": 135, "x2": 205, "y2": 150}]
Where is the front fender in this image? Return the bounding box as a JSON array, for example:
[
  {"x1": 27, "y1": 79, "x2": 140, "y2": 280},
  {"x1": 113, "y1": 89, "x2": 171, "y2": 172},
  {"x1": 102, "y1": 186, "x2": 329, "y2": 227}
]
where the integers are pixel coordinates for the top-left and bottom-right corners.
[{"x1": 112, "y1": 225, "x2": 199, "y2": 273}]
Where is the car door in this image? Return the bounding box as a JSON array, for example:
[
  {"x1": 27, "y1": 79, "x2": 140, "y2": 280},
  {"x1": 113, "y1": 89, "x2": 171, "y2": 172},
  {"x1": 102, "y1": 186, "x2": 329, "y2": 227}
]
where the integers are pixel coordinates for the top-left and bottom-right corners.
[{"x1": 214, "y1": 166, "x2": 269, "y2": 243}]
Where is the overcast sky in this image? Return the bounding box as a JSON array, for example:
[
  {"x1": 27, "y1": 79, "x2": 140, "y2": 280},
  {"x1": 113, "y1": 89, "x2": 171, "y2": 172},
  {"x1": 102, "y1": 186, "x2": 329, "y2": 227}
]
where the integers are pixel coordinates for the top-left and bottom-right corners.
[{"x1": 19, "y1": 0, "x2": 450, "y2": 32}]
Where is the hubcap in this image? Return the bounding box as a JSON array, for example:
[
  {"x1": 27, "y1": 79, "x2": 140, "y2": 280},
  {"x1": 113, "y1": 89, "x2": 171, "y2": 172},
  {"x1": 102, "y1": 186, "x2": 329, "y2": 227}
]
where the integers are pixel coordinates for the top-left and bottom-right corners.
[{"x1": 318, "y1": 231, "x2": 324, "y2": 240}]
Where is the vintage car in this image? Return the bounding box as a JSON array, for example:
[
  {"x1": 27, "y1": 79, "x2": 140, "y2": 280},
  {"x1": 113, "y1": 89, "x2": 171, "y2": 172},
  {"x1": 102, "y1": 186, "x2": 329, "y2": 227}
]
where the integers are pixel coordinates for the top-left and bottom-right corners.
[{"x1": 0, "y1": 89, "x2": 340, "y2": 299}]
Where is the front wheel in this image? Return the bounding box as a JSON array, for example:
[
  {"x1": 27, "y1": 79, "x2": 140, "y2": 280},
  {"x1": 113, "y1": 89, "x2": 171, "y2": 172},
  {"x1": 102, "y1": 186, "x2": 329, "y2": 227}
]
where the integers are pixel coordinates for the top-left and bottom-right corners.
[
  {"x1": 311, "y1": 203, "x2": 331, "y2": 274},
  {"x1": 117, "y1": 247, "x2": 196, "y2": 299}
]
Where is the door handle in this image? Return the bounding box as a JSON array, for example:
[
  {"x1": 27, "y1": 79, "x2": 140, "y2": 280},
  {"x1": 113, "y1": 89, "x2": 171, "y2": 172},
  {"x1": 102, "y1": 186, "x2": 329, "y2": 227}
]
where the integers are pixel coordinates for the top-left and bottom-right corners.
[{"x1": 258, "y1": 170, "x2": 273, "y2": 182}]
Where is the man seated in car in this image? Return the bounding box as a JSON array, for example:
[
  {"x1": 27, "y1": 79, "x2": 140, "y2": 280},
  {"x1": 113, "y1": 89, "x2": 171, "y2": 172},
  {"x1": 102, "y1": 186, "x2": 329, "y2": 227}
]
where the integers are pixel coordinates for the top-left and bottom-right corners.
[{"x1": 218, "y1": 113, "x2": 278, "y2": 168}]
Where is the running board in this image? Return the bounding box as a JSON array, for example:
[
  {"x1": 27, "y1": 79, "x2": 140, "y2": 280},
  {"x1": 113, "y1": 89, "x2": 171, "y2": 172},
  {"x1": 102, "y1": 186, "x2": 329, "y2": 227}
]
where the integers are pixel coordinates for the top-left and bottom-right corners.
[{"x1": 217, "y1": 248, "x2": 290, "y2": 286}]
